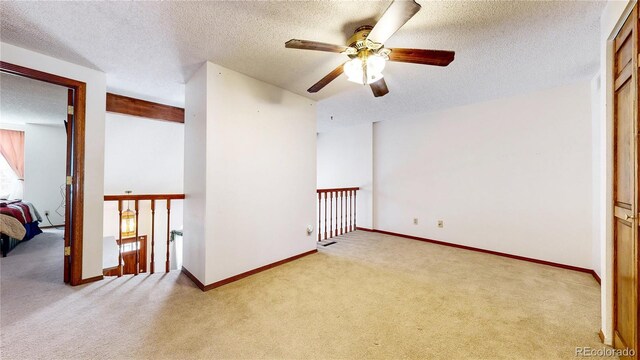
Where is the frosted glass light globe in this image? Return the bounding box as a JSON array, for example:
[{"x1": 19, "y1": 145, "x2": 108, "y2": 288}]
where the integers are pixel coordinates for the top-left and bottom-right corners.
[
  {"x1": 367, "y1": 54, "x2": 386, "y2": 75},
  {"x1": 344, "y1": 54, "x2": 386, "y2": 85}
]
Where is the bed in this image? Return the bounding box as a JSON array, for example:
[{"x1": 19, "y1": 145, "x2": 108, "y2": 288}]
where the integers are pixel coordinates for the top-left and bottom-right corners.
[{"x1": 0, "y1": 201, "x2": 43, "y2": 257}]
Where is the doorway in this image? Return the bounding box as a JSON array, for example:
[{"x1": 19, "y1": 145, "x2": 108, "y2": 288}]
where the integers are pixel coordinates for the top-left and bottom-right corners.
[
  {"x1": 611, "y1": 6, "x2": 639, "y2": 359},
  {"x1": 0, "y1": 61, "x2": 86, "y2": 286}
]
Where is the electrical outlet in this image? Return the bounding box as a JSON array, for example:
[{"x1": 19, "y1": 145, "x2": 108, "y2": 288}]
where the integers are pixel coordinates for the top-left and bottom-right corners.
[
  {"x1": 413, "y1": 218, "x2": 418, "y2": 225},
  {"x1": 437, "y1": 220, "x2": 444, "y2": 228},
  {"x1": 44, "y1": 210, "x2": 50, "y2": 216}
]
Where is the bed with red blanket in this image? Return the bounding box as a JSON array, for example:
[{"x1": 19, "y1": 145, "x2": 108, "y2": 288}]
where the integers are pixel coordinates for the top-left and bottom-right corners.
[{"x1": 0, "y1": 201, "x2": 43, "y2": 257}]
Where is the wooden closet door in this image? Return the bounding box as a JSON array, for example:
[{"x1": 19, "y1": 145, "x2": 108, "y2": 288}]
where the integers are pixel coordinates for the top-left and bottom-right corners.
[{"x1": 613, "y1": 6, "x2": 639, "y2": 360}]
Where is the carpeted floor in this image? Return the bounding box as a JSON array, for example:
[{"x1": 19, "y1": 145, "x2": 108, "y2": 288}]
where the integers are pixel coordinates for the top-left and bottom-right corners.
[{"x1": 1, "y1": 229, "x2": 609, "y2": 359}]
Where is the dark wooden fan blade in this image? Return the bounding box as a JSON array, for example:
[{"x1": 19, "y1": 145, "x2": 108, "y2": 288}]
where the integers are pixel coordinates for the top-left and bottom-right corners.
[
  {"x1": 388, "y1": 48, "x2": 455, "y2": 66},
  {"x1": 285, "y1": 39, "x2": 348, "y2": 53},
  {"x1": 366, "y1": 0, "x2": 421, "y2": 45},
  {"x1": 370, "y1": 78, "x2": 389, "y2": 97},
  {"x1": 308, "y1": 63, "x2": 346, "y2": 93}
]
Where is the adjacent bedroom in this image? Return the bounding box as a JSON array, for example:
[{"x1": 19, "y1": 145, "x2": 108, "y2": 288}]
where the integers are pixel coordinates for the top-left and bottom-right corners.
[{"x1": 0, "y1": 72, "x2": 68, "y2": 280}]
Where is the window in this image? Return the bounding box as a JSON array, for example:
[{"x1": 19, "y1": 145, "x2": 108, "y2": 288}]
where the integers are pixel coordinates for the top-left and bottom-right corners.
[
  {"x1": 0, "y1": 154, "x2": 17, "y2": 198},
  {"x1": 121, "y1": 241, "x2": 141, "y2": 253},
  {"x1": 0, "y1": 128, "x2": 24, "y2": 199}
]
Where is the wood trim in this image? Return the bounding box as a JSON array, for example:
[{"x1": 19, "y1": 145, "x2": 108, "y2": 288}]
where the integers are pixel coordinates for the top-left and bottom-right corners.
[
  {"x1": 78, "y1": 275, "x2": 103, "y2": 285},
  {"x1": 615, "y1": 61, "x2": 633, "y2": 91},
  {"x1": 591, "y1": 270, "x2": 602, "y2": 285},
  {"x1": 357, "y1": 228, "x2": 601, "y2": 282},
  {"x1": 72, "y1": 83, "x2": 86, "y2": 287},
  {"x1": 104, "y1": 194, "x2": 185, "y2": 201},
  {"x1": 182, "y1": 249, "x2": 318, "y2": 292},
  {"x1": 615, "y1": 201, "x2": 633, "y2": 210},
  {"x1": 134, "y1": 200, "x2": 139, "y2": 275},
  {"x1": 64, "y1": 88, "x2": 73, "y2": 284},
  {"x1": 40, "y1": 225, "x2": 65, "y2": 229},
  {"x1": 0, "y1": 61, "x2": 86, "y2": 286},
  {"x1": 599, "y1": 329, "x2": 606, "y2": 344},
  {"x1": 106, "y1": 93, "x2": 184, "y2": 123},
  {"x1": 615, "y1": 205, "x2": 634, "y2": 221},
  {"x1": 636, "y1": 9, "x2": 639, "y2": 356},
  {"x1": 165, "y1": 199, "x2": 171, "y2": 273},
  {"x1": 181, "y1": 266, "x2": 207, "y2": 291},
  {"x1": 615, "y1": 11, "x2": 635, "y2": 51},
  {"x1": 102, "y1": 266, "x2": 118, "y2": 275},
  {"x1": 117, "y1": 200, "x2": 123, "y2": 277},
  {"x1": 151, "y1": 200, "x2": 156, "y2": 274},
  {"x1": 0, "y1": 61, "x2": 85, "y2": 88},
  {"x1": 356, "y1": 227, "x2": 374, "y2": 232},
  {"x1": 317, "y1": 187, "x2": 359, "y2": 193}
]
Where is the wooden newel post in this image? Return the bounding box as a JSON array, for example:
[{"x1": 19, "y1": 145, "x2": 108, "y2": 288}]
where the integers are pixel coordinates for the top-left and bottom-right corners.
[
  {"x1": 351, "y1": 190, "x2": 355, "y2": 232},
  {"x1": 337, "y1": 191, "x2": 340, "y2": 235},
  {"x1": 134, "y1": 200, "x2": 139, "y2": 275},
  {"x1": 117, "y1": 200, "x2": 123, "y2": 277},
  {"x1": 346, "y1": 190, "x2": 351, "y2": 232},
  {"x1": 341, "y1": 190, "x2": 345, "y2": 235},
  {"x1": 166, "y1": 199, "x2": 171, "y2": 273},
  {"x1": 324, "y1": 193, "x2": 327, "y2": 240},
  {"x1": 354, "y1": 190, "x2": 357, "y2": 229},
  {"x1": 150, "y1": 199, "x2": 155, "y2": 274},
  {"x1": 330, "y1": 192, "x2": 333, "y2": 238},
  {"x1": 317, "y1": 193, "x2": 321, "y2": 242}
]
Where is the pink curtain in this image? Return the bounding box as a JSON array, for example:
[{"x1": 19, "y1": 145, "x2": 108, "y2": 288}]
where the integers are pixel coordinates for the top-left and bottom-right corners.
[{"x1": 0, "y1": 129, "x2": 25, "y2": 180}]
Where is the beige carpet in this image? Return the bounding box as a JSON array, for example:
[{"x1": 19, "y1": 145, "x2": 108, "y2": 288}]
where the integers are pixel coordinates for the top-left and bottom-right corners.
[{"x1": 1, "y1": 229, "x2": 609, "y2": 359}]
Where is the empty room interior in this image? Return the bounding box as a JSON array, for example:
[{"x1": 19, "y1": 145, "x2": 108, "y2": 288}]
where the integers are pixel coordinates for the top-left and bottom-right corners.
[{"x1": 0, "y1": 1, "x2": 638, "y2": 359}]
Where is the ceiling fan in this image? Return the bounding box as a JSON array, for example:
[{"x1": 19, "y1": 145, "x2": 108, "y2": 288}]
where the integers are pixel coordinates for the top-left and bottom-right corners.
[{"x1": 285, "y1": 0, "x2": 455, "y2": 98}]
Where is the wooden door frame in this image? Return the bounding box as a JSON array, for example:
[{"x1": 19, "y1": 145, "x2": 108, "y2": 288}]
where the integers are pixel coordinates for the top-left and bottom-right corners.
[
  {"x1": 610, "y1": 6, "x2": 640, "y2": 357},
  {"x1": 0, "y1": 61, "x2": 85, "y2": 286}
]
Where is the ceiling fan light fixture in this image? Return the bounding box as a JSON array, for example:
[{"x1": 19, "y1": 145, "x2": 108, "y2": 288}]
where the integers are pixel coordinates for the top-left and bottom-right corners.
[
  {"x1": 286, "y1": 0, "x2": 454, "y2": 97},
  {"x1": 344, "y1": 54, "x2": 386, "y2": 85},
  {"x1": 368, "y1": 54, "x2": 386, "y2": 73}
]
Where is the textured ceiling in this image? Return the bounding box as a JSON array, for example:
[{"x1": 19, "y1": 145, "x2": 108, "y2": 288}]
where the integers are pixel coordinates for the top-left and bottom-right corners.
[
  {"x1": 0, "y1": 1, "x2": 604, "y2": 132},
  {"x1": 0, "y1": 73, "x2": 67, "y2": 126}
]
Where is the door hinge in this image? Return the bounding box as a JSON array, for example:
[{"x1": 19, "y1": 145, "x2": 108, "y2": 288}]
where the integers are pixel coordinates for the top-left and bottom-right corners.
[
  {"x1": 64, "y1": 246, "x2": 71, "y2": 256},
  {"x1": 67, "y1": 105, "x2": 74, "y2": 115},
  {"x1": 66, "y1": 176, "x2": 73, "y2": 185}
]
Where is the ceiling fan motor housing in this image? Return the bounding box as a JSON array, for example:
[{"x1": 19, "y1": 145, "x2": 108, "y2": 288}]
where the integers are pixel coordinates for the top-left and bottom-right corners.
[{"x1": 348, "y1": 25, "x2": 373, "y2": 49}]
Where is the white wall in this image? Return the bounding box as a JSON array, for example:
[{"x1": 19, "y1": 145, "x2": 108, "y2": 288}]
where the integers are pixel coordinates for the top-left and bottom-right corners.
[
  {"x1": 183, "y1": 63, "x2": 208, "y2": 282},
  {"x1": 102, "y1": 113, "x2": 184, "y2": 270},
  {"x1": 317, "y1": 123, "x2": 373, "y2": 229},
  {"x1": 103, "y1": 114, "x2": 184, "y2": 194},
  {"x1": 1, "y1": 42, "x2": 107, "y2": 280},
  {"x1": 184, "y1": 61, "x2": 317, "y2": 286},
  {"x1": 598, "y1": 0, "x2": 635, "y2": 344},
  {"x1": 590, "y1": 73, "x2": 602, "y2": 279},
  {"x1": 373, "y1": 81, "x2": 593, "y2": 269},
  {"x1": 24, "y1": 124, "x2": 67, "y2": 225}
]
